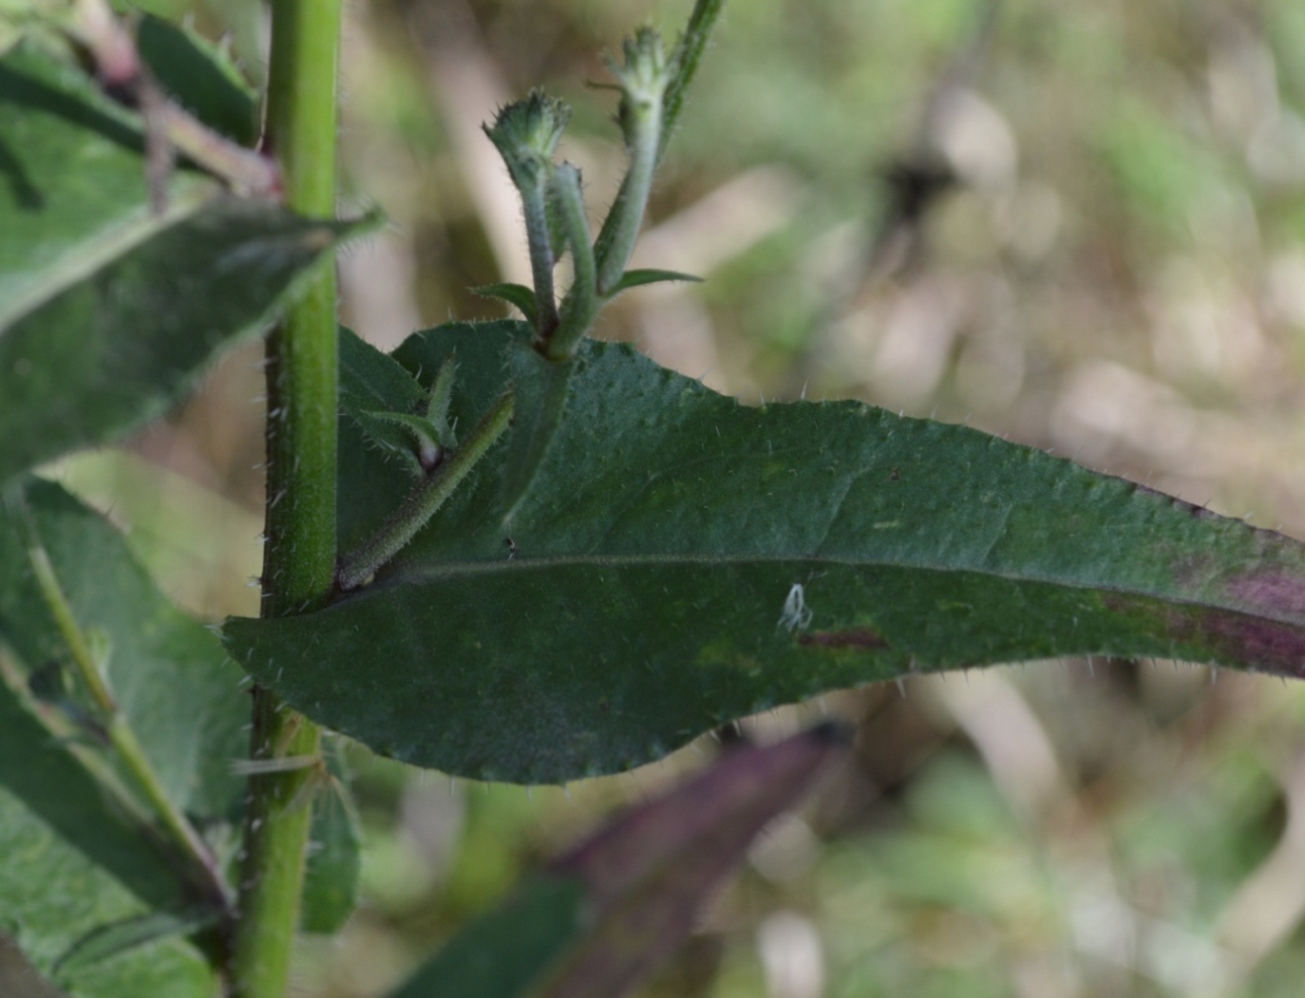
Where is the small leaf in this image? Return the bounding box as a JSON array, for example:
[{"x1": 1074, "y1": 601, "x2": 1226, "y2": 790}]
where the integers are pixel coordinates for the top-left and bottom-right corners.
[
  {"x1": 474, "y1": 283, "x2": 539, "y2": 325},
  {"x1": 337, "y1": 321, "x2": 529, "y2": 559},
  {"x1": 228, "y1": 324, "x2": 1305, "y2": 784},
  {"x1": 135, "y1": 14, "x2": 258, "y2": 146},
  {"x1": 424, "y1": 353, "x2": 459, "y2": 449},
  {"x1": 607, "y1": 268, "x2": 702, "y2": 295},
  {"x1": 386, "y1": 727, "x2": 845, "y2": 998},
  {"x1": 359, "y1": 411, "x2": 446, "y2": 472},
  {"x1": 340, "y1": 325, "x2": 429, "y2": 477}
]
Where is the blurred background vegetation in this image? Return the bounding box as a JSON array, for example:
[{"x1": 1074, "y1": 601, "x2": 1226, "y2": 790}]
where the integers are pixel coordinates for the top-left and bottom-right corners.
[{"x1": 47, "y1": 0, "x2": 1305, "y2": 993}]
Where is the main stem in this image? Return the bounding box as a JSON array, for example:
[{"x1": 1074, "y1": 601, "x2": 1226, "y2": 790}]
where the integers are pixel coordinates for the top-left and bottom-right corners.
[{"x1": 231, "y1": 2, "x2": 341, "y2": 995}]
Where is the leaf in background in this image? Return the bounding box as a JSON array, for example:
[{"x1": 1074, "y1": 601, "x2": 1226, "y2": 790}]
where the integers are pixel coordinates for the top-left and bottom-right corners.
[
  {"x1": 0, "y1": 478, "x2": 247, "y2": 822},
  {"x1": 299, "y1": 742, "x2": 362, "y2": 935},
  {"x1": 0, "y1": 197, "x2": 374, "y2": 485},
  {"x1": 135, "y1": 14, "x2": 258, "y2": 146},
  {"x1": 0, "y1": 41, "x2": 213, "y2": 318},
  {"x1": 227, "y1": 324, "x2": 1305, "y2": 783},
  {"x1": 387, "y1": 726, "x2": 846, "y2": 998},
  {"x1": 387, "y1": 876, "x2": 586, "y2": 998},
  {"x1": 0, "y1": 678, "x2": 218, "y2": 998}
]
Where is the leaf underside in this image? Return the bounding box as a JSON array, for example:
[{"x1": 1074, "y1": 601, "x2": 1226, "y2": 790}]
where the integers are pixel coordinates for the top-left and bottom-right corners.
[{"x1": 225, "y1": 322, "x2": 1305, "y2": 784}]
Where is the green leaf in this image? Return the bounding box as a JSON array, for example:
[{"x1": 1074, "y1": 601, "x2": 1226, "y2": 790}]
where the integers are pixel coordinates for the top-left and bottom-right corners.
[
  {"x1": 474, "y1": 283, "x2": 539, "y2": 325},
  {"x1": 500, "y1": 340, "x2": 573, "y2": 523},
  {"x1": 0, "y1": 478, "x2": 247, "y2": 822},
  {"x1": 387, "y1": 726, "x2": 845, "y2": 998},
  {"x1": 135, "y1": 14, "x2": 259, "y2": 147},
  {"x1": 387, "y1": 876, "x2": 587, "y2": 998},
  {"x1": 361, "y1": 412, "x2": 448, "y2": 466},
  {"x1": 606, "y1": 268, "x2": 702, "y2": 295},
  {"x1": 0, "y1": 42, "x2": 215, "y2": 321},
  {"x1": 0, "y1": 197, "x2": 373, "y2": 484},
  {"x1": 299, "y1": 743, "x2": 361, "y2": 935},
  {"x1": 0, "y1": 680, "x2": 218, "y2": 998},
  {"x1": 227, "y1": 324, "x2": 1305, "y2": 783},
  {"x1": 340, "y1": 324, "x2": 430, "y2": 477},
  {"x1": 336, "y1": 320, "x2": 526, "y2": 556}
]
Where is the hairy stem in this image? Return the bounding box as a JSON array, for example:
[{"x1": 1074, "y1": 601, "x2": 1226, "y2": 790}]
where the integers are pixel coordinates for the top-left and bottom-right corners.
[
  {"x1": 548, "y1": 164, "x2": 600, "y2": 359},
  {"x1": 521, "y1": 177, "x2": 560, "y2": 339},
  {"x1": 231, "y1": 1, "x2": 341, "y2": 995},
  {"x1": 593, "y1": 31, "x2": 668, "y2": 295},
  {"x1": 338, "y1": 391, "x2": 516, "y2": 591},
  {"x1": 660, "y1": 0, "x2": 726, "y2": 161}
]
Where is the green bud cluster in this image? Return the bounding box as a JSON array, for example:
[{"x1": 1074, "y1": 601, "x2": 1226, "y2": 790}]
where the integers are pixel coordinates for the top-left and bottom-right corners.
[
  {"x1": 482, "y1": 2, "x2": 721, "y2": 361},
  {"x1": 483, "y1": 89, "x2": 570, "y2": 189},
  {"x1": 609, "y1": 28, "x2": 672, "y2": 146}
]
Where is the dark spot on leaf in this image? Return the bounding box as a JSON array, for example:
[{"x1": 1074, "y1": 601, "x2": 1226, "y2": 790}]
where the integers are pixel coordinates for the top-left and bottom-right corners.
[
  {"x1": 797, "y1": 628, "x2": 889, "y2": 651},
  {"x1": 889, "y1": 467, "x2": 900, "y2": 481}
]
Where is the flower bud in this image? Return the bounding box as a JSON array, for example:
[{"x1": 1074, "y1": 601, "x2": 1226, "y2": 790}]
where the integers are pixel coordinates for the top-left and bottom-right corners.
[{"x1": 484, "y1": 90, "x2": 571, "y2": 188}]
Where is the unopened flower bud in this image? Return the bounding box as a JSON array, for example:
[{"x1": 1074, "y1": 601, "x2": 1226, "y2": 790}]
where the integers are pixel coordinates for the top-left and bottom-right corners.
[{"x1": 484, "y1": 90, "x2": 571, "y2": 188}]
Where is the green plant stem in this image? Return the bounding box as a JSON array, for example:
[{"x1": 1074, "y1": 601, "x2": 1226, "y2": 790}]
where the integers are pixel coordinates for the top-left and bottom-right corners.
[
  {"x1": 232, "y1": 1, "x2": 341, "y2": 996},
  {"x1": 593, "y1": 40, "x2": 667, "y2": 296},
  {"x1": 521, "y1": 178, "x2": 561, "y2": 339},
  {"x1": 338, "y1": 391, "x2": 516, "y2": 590},
  {"x1": 660, "y1": 0, "x2": 726, "y2": 160},
  {"x1": 21, "y1": 525, "x2": 233, "y2": 918},
  {"x1": 548, "y1": 164, "x2": 600, "y2": 359}
]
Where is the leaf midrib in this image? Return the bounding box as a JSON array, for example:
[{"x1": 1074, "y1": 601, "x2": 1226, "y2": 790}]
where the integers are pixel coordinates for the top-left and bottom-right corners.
[{"x1": 369, "y1": 552, "x2": 1292, "y2": 627}]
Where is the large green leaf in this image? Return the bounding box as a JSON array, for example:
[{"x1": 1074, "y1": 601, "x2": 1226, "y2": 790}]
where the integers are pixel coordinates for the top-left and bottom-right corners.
[
  {"x1": 0, "y1": 43, "x2": 371, "y2": 484},
  {"x1": 0, "y1": 677, "x2": 218, "y2": 998},
  {"x1": 0, "y1": 42, "x2": 214, "y2": 321},
  {"x1": 0, "y1": 196, "x2": 370, "y2": 484},
  {"x1": 226, "y1": 323, "x2": 1305, "y2": 783},
  {"x1": 0, "y1": 478, "x2": 247, "y2": 822},
  {"x1": 388, "y1": 726, "x2": 844, "y2": 998}
]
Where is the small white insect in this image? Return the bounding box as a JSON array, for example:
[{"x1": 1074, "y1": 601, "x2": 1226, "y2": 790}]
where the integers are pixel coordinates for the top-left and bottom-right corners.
[{"x1": 778, "y1": 582, "x2": 813, "y2": 632}]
